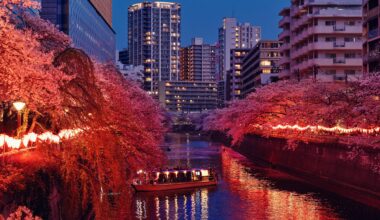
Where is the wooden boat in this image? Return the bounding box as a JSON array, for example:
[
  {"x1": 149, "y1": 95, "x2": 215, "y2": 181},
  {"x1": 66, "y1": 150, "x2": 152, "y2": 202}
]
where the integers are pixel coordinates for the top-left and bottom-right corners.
[{"x1": 132, "y1": 169, "x2": 218, "y2": 192}]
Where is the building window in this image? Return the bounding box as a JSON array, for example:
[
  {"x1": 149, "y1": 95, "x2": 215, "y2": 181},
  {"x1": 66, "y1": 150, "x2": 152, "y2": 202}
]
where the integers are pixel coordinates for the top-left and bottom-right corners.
[
  {"x1": 325, "y1": 21, "x2": 336, "y2": 26},
  {"x1": 262, "y1": 69, "x2": 271, "y2": 74},
  {"x1": 260, "y1": 60, "x2": 271, "y2": 66}
]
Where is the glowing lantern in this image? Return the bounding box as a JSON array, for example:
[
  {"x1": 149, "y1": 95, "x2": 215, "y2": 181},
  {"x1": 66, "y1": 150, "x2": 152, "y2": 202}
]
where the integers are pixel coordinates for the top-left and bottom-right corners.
[{"x1": 13, "y1": 101, "x2": 26, "y2": 111}]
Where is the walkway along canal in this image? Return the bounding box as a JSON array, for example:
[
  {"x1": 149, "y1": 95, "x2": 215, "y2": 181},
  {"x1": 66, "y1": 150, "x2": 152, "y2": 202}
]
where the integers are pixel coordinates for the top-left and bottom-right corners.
[{"x1": 132, "y1": 133, "x2": 380, "y2": 220}]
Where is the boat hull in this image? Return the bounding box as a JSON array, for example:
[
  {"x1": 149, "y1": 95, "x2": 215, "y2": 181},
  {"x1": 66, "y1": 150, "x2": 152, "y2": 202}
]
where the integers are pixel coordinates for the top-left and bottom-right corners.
[{"x1": 133, "y1": 180, "x2": 217, "y2": 192}]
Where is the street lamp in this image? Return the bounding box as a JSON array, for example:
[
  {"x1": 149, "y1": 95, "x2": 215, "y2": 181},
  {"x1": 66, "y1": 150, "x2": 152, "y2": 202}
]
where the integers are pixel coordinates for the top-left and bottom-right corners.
[{"x1": 13, "y1": 101, "x2": 26, "y2": 129}]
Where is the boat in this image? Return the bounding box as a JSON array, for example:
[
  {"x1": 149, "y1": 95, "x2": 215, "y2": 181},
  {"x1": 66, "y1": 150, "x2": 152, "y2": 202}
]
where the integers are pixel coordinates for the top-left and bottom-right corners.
[{"x1": 132, "y1": 168, "x2": 218, "y2": 192}]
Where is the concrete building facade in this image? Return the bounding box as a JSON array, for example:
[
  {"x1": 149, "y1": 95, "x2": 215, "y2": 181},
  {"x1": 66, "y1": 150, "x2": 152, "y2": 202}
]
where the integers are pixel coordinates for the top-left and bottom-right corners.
[
  {"x1": 40, "y1": 0, "x2": 115, "y2": 62},
  {"x1": 128, "y1": 2, "x2": 181, "y2": 95},
  {"x1": 180, "y1": 38, "x2": 216, "y2": 82},
  {"x1": 363, "y1": 0, "x2": 380, "y2": 74},
  {"x1": 279, "y1": 0, "x2": 363, "y2": 82},
  {"x1": 242, "y1": 40, "x2": 282, "y2": 97},
  {"x1": 217, "y1": 18, "x2": 261, "y2": 81},
  {"x1": 217, "y1": 18, "x2": 261, "y2": 106},
  {"x1": 159, "y1": 81, "x2": 217, "y2": 113},
  {"x1": 226, "y1": 48, "x2": 250, "y2": 101}
]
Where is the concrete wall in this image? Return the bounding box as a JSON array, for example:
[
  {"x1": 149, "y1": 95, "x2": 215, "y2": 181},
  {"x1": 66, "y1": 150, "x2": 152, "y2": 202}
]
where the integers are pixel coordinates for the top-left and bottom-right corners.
[{"x1": 233, "y1": 134, "x2": 380, "y2": 209}]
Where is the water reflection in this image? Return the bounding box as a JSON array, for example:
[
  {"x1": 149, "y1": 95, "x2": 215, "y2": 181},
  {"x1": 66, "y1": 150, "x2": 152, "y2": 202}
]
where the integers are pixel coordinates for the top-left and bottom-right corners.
[
  {"x1": 134, "y1": 187, "x2": 213, "y2": 220},
  {"x1": 221, "y1": 148, "x2": 339, "y2": 220},
  {"x1": 133, "y1": 133, "x2": 380, "y2": 220}
]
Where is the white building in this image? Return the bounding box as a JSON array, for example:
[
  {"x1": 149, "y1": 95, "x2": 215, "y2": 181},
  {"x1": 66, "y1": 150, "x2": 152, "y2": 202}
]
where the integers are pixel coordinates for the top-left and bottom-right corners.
[
  {"x1": 116, "y1": 63, "x2": 144, "y2": 85},
  {"x1": 279, "y1": 0, "x2": 363, "y2": 82},
  {"x1": 180, "y1": 38, "x2": 216, "y2": 82},
  {"x1": 217, "y1": 18, "x2": 261, "y2": 105},
  {"x1": 217, "y1": 18, "x2": 261, "y2": 81}
]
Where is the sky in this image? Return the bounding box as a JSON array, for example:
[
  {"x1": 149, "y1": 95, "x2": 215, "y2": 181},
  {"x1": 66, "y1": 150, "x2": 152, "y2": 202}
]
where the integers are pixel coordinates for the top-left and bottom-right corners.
[{"x1": 113, "y1": 0, "x2": 289, "y2": 50}]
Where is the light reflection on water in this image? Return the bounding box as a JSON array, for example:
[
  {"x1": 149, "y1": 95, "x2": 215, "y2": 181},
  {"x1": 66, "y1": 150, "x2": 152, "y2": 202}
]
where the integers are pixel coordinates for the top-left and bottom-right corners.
[{"x1": 133, "y1": 133, "x2": 380, "y2": 220}]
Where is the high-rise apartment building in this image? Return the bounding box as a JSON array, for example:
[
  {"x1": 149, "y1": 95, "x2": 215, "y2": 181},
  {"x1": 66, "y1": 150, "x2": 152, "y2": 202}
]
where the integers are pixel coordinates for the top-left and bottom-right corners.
[
  {"x1": 363, "y1": 0, "x2": 380, "y2": 74},
  {"x1": 158, "y1": 81, "x2": 217, "y2": 113},
  {"x1": 128, "y1": 2, "x2": 181, "y2": 95},
  {"x1": 226, "y1": 48, "x2": 250, "y2": 101},
  {"x1": 242, "y1": 40, "x2": 282, "y2": 97},
  {"x1": 279, "y1": 0, "x2": 363, "y2": 82},
  {"x1": 40, "y1": 0, "x2": 115, "y2": 62},
  {"x1": 217, "y1": 18, "x2": 261, "y2": 81},
  {"x1": 180, "y1": 38, "x2": 216, "y2": 82},
  {"x1": 217, "y1": 18, "x2": 261, "y2": 106}
]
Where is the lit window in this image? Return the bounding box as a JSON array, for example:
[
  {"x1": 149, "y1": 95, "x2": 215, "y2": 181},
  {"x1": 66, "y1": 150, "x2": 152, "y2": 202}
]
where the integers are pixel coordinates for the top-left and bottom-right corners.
[
  {"x1": 260, "y1": 60, "x2": 271, "y2": 66},
  {"x1": 262, "y1": 69, "x2": 271, "y2": 74}
]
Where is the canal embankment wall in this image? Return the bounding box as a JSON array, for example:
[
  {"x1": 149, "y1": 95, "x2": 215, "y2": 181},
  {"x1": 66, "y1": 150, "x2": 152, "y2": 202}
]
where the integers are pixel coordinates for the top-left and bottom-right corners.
[{"x1": 209, "y1": 132, "x2": 380, "y2": 209}]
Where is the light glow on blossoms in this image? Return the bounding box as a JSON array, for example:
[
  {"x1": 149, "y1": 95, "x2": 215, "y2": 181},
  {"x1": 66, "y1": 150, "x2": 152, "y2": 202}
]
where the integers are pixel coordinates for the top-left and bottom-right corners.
[
  {"x1": 252, "y1": 124, "x2": 380, "y2": 135},
  {"x1": 0, "y1": 129, "x2": 83, "y2": 150}
]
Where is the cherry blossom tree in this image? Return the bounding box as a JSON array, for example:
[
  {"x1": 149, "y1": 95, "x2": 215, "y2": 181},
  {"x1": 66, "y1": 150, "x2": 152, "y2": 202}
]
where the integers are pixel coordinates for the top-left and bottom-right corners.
[
  {"x1": 205, "y1": 77, "x2": 380, "y2": 147},
  {"x1": 0, "y1": 0, "x2": 165, "y2": 219}
]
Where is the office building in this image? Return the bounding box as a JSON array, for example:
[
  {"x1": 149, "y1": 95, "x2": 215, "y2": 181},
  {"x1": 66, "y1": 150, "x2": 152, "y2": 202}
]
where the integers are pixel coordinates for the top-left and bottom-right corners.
[
  {"x1": 363, "y1": 0, "x2": 380, "y2": 74},
  {"x1": 40, "y1": 0, "x2": 116, "y2": 62},
  {"x1": 158, "y1": 81, "x2": 217, "y2": 113},
  {"x1": 226, "y1": 48, "x2": 250, "y2": 101},
  {"x1": 128, "y1": 2, "x2": 181, "y2": 95},
  {"x1": 278, "y1": 0, "x2": 363, "y2": 82},
  {"x1": 242, "y1": 40, "x2": 282, "y2": 97},
  {"x1": 180, "y1": 38, "x2": 216, "y2": 81}
]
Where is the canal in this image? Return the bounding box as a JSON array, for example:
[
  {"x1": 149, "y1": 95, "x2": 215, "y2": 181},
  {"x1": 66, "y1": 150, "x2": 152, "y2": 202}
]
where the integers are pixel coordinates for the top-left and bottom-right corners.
[{"x1": 133, "y1": 133, "x2": 380, "y2": 220}]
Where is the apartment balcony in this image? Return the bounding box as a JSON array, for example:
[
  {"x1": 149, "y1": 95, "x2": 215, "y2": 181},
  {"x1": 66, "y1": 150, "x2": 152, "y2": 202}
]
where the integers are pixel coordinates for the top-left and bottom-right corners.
[
  {"x1": 313, "y1": 8, "x2": 362, "y2": 18},
  {"x1": 305, "y1": 0, "x2": 362, "y2": 6},
  {"x1": 279, "y1": 7, "x2": 291, "y2": 16},
  {"x1": 279, "y1": 57, "x2": 291, "y2": 66},
  {"x1": 279, "y1": 16, "x2": 291, "y2": 28},
  {"x1": 291, "y1": 15, "x2": 311, "y2": 31},
  {"x1": 291, "y1": 30, "x2": 309, "y2": 46},
  {"x1": 278, "y1": 30, "x2": 290, "y2": 41},
  {"x1": 310, "y1": 58, "x2": 362, "y2": 67},
  {"x1": 291, "y1": 41, "x2": 362, "y2": 60},
  {"x1": 294, "y1": 58, "x2": 362, "y2": 71},
  {"x1": 368, "y1": 28, "x2": 380, "y2": 40},
  {"x1": 291, "y1": 45, "x2": 309, "y2": 59},
  {"x1": 293, "y1": 26, "x2": 358, "y2": 45},
  {"x1": 308, "y1": 25, "x2": 362, "y2": 35},
  {"x1": 365, "y1": 50, "x2": 380, "y2": 63},
  {"x1": 293, "y1": 60, "x2": 309, "y2": 71},
  {"x1": 365, "y1": 6, "x2": 380, "y2": 21},
  {"x1": 290, "y1": 6, "x2": 302, "y2": 17},
  {"x1": 280, "y1": 43, "x2": 290, "y2": 51},
  {"x1": 308, "y1": 41, "x2": 362, "y2": 50}
]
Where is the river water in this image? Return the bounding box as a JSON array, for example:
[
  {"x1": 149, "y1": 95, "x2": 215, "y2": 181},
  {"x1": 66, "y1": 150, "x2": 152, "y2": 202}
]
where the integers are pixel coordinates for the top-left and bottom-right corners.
[{"x1": 132, "y1": 133, "x2": 380, "y2": 220}]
